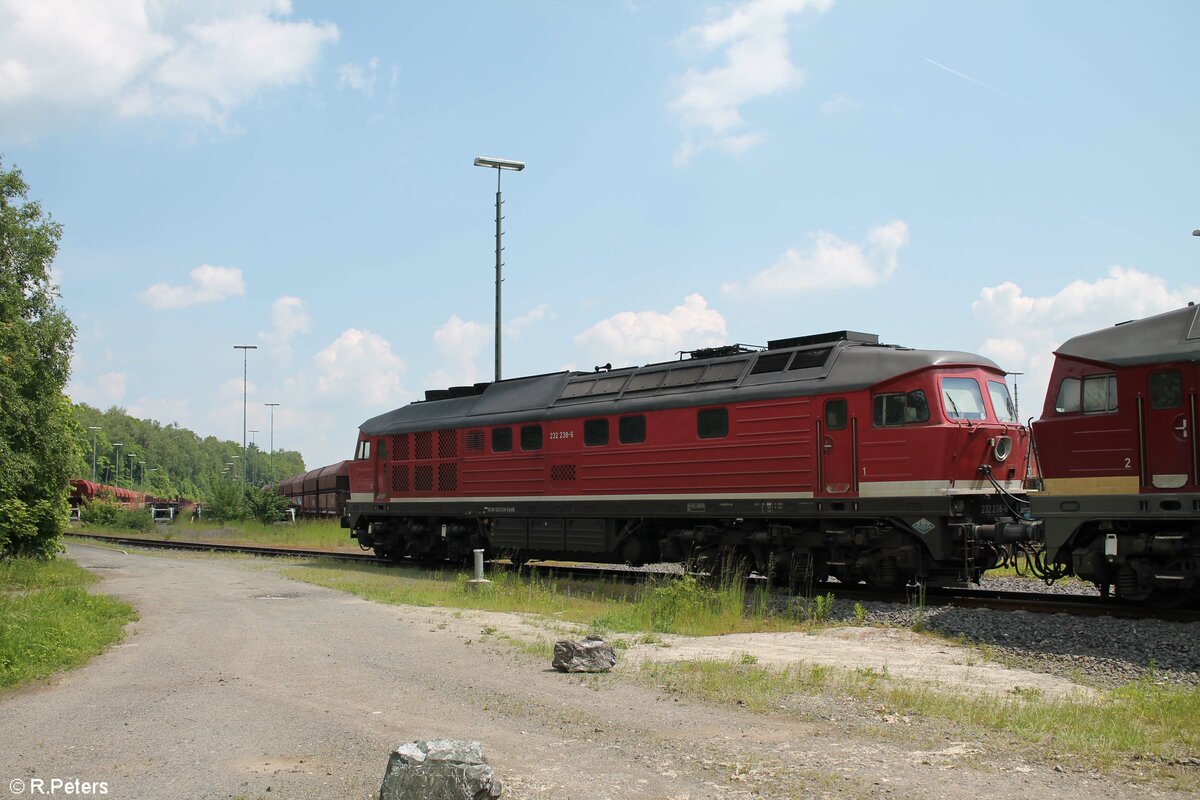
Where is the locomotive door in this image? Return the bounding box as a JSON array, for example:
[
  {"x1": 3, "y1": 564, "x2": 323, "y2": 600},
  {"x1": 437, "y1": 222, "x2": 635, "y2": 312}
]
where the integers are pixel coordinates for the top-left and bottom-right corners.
[
  {"x1": 1145, "y1": 369, "x2": 1197, "y2": 490},
  {"x1": 821, "y1": 398, "x2": 855, "y2": 495},
  {"x1": 374, "y1": 437, "x2": 389, "y2": 501}
]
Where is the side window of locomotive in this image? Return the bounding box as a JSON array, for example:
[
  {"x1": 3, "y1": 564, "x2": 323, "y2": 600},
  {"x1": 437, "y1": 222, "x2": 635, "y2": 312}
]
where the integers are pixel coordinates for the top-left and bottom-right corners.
[
  {"x1": 376, "y1": 439, "x2": 387, "y2": 462},
  {"x1": 1055, "y1": 378, "x2": 1081, "y2": 414},
  {"x1": 357, "y1": 439, "x2": 371, "y2": 460},
  {"x1": 941, "y1": 377, "x2": 987, "y2": 421},
  {"x1": 584, "y1": 418, "x2": 609, "y2": 446},
  {"x1": 1082, "y1": 374, "x2": 1117, "y2": 413},
  {"x1": 987, "y1": 381, "x2": 1018, "y2": 423},
  {"x1": 492, "y1": 427, "x2": 512, "y2": 453},
  {"x1": 697, "y1": 408, "x2": 728, "y2": 439},
  {"x1": 824, "y1": 399, "x2": 847, "y2": 431},
  {"x1": 872, "y1": 390, "x2": 930, "y2": 426},
  {"x1": 520, "y1": 425, "x2": 543, "y2": 451},
  {"x1": 619, "y1": 415, "x2": 646, "y2": 444},
  {"x1": 1150, "y1": 371, "x2": 1183, "y2": 410}
]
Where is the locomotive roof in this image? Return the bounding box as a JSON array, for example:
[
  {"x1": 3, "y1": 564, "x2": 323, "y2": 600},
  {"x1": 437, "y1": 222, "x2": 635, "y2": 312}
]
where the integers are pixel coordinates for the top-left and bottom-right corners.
[
  {"x1": 359, "y1": 338, "x2": 1001, "y2": 435},
  {"x1": 1054, "y1": 304, "x2": 1200, "y2": 368}
]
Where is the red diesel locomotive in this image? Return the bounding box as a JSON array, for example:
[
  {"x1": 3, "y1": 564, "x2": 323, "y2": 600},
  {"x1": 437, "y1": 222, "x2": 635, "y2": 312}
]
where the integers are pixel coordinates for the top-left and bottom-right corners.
[
  {"x1": 344, "y1": 330, "x2": 1031, "y2": 589},
  {"x1": 1031, "y1": 304, "x2": 1200, "y2": 603}
]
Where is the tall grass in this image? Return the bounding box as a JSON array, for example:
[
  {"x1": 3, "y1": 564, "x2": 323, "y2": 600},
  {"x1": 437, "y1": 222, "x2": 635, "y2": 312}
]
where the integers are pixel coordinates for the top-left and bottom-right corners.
[
  {"x1": 83, "y1": 517, "x2": 358, "y2": 551},
  {"x1": 282, "y1": 559, "x2": 835, "y2": 637},
  {"x1": 0, "y1": 558, "x2": 137, "y2": 689}
]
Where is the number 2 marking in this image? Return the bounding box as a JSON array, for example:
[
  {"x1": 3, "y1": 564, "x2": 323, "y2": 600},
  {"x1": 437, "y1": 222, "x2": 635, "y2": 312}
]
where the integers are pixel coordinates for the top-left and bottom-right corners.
[{"x1": 1124, "y1": 457, "x2": 1132, "y2": 469}]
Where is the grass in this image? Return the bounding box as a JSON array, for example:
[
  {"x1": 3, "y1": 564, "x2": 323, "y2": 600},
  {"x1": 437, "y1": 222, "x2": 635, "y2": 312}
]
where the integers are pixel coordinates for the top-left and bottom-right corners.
[
  {"x1": 0, "y1": 557, "x2": 138, "y2": 690},
  {"x1": 79, "y1": 517, "x2": 358, "y2": 552},
  {"x1": 280, "y1": 560, "x2": 835, "y2": 637},
  {"x1": 639, "y1": 657, "x2": 1200, "y2": 781}
]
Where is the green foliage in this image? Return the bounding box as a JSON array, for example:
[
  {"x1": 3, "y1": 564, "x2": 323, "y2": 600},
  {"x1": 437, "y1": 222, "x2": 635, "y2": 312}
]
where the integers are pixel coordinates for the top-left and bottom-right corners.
[
  {"x1": 204, "y1": 479, "x2": 246, "y2": 522},
  {"x1": 0, "y1": 160, "x2": 79, "y2": 559},
  {"x1": 79, "y1": 497, "x2": 152, "y2": 532},
  {"x1": 0, "y1": 557, "x2": 137, "y2": 688},
  {"x1": 70, "y1": 402, "x2": 307, "y2": 502},
  {"x1": 243, "y1": 484, "x2": 292, "y2": 524}
]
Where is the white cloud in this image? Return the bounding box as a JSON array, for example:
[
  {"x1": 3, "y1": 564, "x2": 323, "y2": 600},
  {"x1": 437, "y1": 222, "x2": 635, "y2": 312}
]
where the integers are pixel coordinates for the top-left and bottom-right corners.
[
  {"x1": 669, "y1": 0, "x2": 833, "y2": 165},
  {"x1": 508, "y1": 303, "x2": 552, "y2": 338},
  {"x1": 258, "y1": 295, "x2": 312, "y2": 358},
  {"x1": 574, "y1": 294, "x2": 728, "y2": 366},
  {"x1": 425, "y1": 315, "x2": 491, "y2": 389},
  {"x1": 0, "y1": 0, "x2": 338, "y2": 135},
  {"x1": 972, "y1": 266, "x2": 1200, "y2": 419},
  {"x1": 819, "y1": 93, "x2": 860, "y2": 115},
  {"x1": 338, "y1": 57, "x2": 380, "y2": 96},
  {"x1": 141, "y1": 264, "x2": 245, "y2": 309},
  {"x1": 314, "y1": 329, "x2": 406, "y2": 405},
  {"x1": 724, "y1": 220, "x2": 908, "y2": 296}
]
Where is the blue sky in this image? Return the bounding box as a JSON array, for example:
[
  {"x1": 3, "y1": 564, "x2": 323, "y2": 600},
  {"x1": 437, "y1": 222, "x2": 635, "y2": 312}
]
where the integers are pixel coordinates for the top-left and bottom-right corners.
[{"x1": 3, "y1": 0, "x2": 1198, "y2": 470}]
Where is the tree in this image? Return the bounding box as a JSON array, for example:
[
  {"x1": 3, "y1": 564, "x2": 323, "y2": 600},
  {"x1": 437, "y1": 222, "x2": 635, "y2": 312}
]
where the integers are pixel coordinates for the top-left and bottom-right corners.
[{"x1": 0, "y1": 160, "x2": 79, "y2": 558}]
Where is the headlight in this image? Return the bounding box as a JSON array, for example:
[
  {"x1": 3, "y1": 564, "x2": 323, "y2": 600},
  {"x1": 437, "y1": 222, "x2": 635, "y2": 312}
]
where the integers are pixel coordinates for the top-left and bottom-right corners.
[{"x1": 990, "y1": 436, "x2": 1013, "y2": 462}]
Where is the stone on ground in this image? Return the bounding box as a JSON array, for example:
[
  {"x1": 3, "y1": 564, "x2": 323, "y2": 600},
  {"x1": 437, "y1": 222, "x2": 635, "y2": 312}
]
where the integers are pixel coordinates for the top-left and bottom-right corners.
[
  {"x1": 378, "y1": 739, "x2": 502, "y2": 800},
  {"x1": 552, "y1": 634, "x2": 618, "y2": 673}
]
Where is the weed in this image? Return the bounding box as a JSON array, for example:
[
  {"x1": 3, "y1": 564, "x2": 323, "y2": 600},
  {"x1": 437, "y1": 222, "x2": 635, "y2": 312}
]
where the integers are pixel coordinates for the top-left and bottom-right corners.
[{"x1": 853, "y1": 602, "x2": 868, "y2": 625}]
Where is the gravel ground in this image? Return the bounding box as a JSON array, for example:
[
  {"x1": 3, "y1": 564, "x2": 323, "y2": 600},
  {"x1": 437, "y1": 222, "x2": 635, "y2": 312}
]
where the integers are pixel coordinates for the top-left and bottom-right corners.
[
  {"x1": 1, "y1": 544, "x2": 1195, "y2": 800},
  {"x1": 805, "y1": 576, "x2": 1200, "y2": 690}
]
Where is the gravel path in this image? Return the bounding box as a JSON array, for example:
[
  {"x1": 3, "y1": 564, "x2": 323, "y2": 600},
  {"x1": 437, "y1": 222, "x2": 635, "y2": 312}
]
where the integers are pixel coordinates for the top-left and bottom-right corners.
[{"x1": 0, "y1": 545, "x2": 1193, "y2": 800}]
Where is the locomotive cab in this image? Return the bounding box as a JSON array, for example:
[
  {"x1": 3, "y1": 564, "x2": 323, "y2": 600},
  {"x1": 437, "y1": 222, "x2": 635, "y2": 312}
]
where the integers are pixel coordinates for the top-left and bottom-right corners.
[{"x1": 1031, "y1": 304, "x2": 1200, "y2": 604}]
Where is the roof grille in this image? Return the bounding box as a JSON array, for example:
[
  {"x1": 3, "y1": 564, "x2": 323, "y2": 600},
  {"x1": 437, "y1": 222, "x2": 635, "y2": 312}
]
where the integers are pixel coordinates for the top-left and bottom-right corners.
[{"x1": 767, "y1": 330, "x2": 878, "y2": 350}]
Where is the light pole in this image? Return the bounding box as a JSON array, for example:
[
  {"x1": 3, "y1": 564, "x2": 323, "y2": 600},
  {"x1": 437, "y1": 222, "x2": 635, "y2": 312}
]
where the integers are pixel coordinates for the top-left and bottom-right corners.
[
  {"x1": 112, "y1": 442, "x2": 123, "y2": 487},
  {"x1": 265, "y1": 402, "x2": 280, "y2": 483},
  {"x1": 88, "y1": 426, "x2": 101, "y2": 482},
  {"x1": 128, "y1": 454, "x2": 137, "y2": 490},
  {"x1": 234, "y1": 345, "x2": 257, "y2": 486},
  {"x1": 474, "y1": 156, "x2": 525, "y2": 382},
  {"x1": 139, "y1": 461, "x2": 146, "y2": 487}
]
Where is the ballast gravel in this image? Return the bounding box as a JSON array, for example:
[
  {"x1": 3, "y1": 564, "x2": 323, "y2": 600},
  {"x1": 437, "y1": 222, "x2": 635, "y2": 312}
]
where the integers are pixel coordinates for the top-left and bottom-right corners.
[{"x1": 819, "y1": 577, "x2": 1199, "y2": 689}]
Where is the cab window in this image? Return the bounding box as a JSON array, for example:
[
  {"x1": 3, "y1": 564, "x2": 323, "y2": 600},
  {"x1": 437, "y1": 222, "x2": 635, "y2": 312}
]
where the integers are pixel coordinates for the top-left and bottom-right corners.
[
  {"x1": 1055, "y1": 374, "x2": 1118, "y2": 414},
  {"x1": 1082, "y1": 375, "x2": 1117, "y2": 413},
  {"x1": 356, "y1": 439, "x2": 371, "y2": 460},
  {"x1": 1150, "y1": 371, "x2": 1182, "y2": 410},
  {"x1": 942, "y1": 378, "x2": 987, "y2": 421},
  {"x1": 873, "y1": 391, "x2": 929, "y2": 426},
  {"x1": 987, "y1": 381, "x2": 1018, "y2": 423}
]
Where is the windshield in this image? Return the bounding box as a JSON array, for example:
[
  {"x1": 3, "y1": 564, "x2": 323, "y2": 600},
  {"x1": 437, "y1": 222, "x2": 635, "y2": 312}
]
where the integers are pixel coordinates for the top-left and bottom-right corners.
[
  {"x1": 987, "y1": 380, "x2": 1017, "y2": 423},
  {"x1": 941, "y1": 377, "x2": 987, "y2": 421}
]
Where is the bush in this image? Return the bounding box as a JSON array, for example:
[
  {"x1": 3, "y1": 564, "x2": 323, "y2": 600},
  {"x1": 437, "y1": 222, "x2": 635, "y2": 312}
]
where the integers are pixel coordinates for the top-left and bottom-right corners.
[
  {"x1": 0, "y1": 498, "x2": 65, "y2": 558},
  {"x1": 204, "y1": 479, "x2": 246, "y2": 522},
  {"x1": 244, "y1": 484, "x2": 292, "y2": 524},
  {"x1": 79, "y1": 497, "x2": 153, "y2": 532}
]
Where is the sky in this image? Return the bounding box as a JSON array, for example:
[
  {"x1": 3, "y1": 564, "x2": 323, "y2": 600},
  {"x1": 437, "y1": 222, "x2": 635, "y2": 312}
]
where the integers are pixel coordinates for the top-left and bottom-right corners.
[{"x1": 3, "y1": 0, "x2": 1198, "y2": 471}]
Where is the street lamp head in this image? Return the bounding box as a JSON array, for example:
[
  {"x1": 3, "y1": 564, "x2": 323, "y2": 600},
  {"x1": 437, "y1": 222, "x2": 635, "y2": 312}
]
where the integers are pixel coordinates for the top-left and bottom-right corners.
[
  {"x1": 88, "y1": 426, "x2": 101, "y2": 431},
  {"x1": 1193, "y1": 229, "x2": 1200, "y2": 237},
  {"x1": 474, "y1": 156, "x2": 525, "y2": 171},
  {"x1": 233, "y1": 344, "x2": 259, "y2": 350}
]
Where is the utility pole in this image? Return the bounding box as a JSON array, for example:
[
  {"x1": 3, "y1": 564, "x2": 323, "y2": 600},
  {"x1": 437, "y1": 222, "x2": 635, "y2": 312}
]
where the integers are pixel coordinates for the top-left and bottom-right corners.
[{"x1": 234, "y1": 345, "x2": 257, "y2": 487}]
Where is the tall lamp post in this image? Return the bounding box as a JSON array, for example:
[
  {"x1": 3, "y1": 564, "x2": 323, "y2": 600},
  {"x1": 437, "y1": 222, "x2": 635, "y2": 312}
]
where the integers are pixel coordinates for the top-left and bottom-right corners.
[
  {"x1": 112, "y1": 442, "x2": 123, "y2": 487},
  {"x1": 473, "y1": 156, "x2": 525, "y2": 382},
  {"x1": 128, "y1": 454, "x2": 137, "y2": 491},
  {"x1": 265, "y1": 402, "x2": 280, "y2": 483},
  {"x1": 88, "y1": 426, "x2": 101, "y2": 482},
  {"x1": 234, "y1": 345, "x2": 258, "y2": 486}
]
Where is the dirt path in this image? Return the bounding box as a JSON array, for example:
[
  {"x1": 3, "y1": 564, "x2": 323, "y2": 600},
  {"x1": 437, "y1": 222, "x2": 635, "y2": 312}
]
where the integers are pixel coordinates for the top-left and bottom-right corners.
[{"x1": 0, "y1": 545, "x2": 1185, "y2": 799}]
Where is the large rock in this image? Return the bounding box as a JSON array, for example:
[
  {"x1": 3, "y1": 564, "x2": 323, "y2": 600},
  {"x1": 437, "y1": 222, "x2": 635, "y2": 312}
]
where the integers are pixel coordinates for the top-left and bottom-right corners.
[
  {"x1": 552, "y1": 634, "x2": 617, "y2": 673},
  {"x1": 378, "y1": 739, "x2": 502, "y2": 800}
]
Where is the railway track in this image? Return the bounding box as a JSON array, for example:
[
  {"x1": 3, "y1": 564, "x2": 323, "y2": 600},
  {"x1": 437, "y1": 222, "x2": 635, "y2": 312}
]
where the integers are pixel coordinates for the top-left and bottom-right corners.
[{"x1": 65, "y1": 532, "x2": 1199, "y2": 622}]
